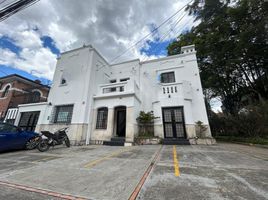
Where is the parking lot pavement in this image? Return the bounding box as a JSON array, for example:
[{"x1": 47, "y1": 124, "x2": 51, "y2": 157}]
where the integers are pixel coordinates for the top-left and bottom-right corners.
[
  {"x1": 137, "y1": 143, "x2": 268, "y2": 200},
  {"x1": 0, "y1": 184, "x2": 63, "y2": 200},
  {"x1": 0, "y1": 143, "x2": 267, "y2": 200},
  {"x1": 0, "y1": 145, "x2": 160, "y2": 200}
]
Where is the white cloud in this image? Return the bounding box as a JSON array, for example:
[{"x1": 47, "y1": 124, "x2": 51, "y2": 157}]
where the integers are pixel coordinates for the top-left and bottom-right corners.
[
  {"x1": 47, "y1": 23, "x2": 77, "y2": 52},
  {"x1": 0, "y1": 48, "x2": 17, "y2": 65},
  {"x1": 0, "y1": 45, "x2": 57, "y2": 80},
  {"x1": 0, "y1": 0, "x2": 195, "y2": 79}
]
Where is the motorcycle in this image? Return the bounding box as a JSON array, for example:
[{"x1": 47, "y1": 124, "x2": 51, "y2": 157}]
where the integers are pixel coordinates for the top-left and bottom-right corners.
[{"x1": 37, "y1": 127, "x2": 70, "y2": 152}]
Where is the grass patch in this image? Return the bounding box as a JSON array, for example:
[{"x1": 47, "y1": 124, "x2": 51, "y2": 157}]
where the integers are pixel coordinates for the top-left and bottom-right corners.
[{"x1": 215, "y1": 136, "x2": 268, "y2": 145}]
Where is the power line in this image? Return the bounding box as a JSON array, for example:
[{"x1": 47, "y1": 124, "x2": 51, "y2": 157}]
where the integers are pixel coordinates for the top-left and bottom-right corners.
[
  {"x1": 0, "y1": 0, "x2": 40, "y2": 22},
  {"x1": 109, "y1": 0, "x2": 194, "y2": 64},
  {"x1": 0, "y1": 69, "x2": 10, "y2": 76},
  {"x1": 141, "y1": 12, "x2": 188, "y2": 62},
  {"x1": 142, "y1": 12, "x2": 192, "y2": 62}
]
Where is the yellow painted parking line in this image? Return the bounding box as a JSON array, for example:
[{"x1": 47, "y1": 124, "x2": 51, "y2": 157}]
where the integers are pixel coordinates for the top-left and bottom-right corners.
[
  {"x1": 84, "y1": 148, "x2": 132, "y2": 168},
  {"x1": 173, "y1": 145, "x2": 180, "y2": 177}
]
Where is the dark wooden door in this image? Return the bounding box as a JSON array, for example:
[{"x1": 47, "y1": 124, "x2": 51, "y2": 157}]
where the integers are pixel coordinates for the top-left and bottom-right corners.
[
  {"x1": 116, "y1": 109, "x2": 126, "y2": 137},
  {"x1": 162, "y1": 107, "x2": 186, "y2": 138}
]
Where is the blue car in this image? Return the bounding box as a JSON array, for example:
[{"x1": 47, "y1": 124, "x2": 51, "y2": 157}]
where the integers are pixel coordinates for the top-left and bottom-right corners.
[{"x1": 0, "y1": 122, "x2": 40, "y2": 152}]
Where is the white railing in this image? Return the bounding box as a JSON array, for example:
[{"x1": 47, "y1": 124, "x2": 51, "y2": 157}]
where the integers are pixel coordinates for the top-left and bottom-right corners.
[
  {"x1": 158, "y1": 81, "x2": 192, "y2": 100},
  {"x1": 160, "y1": 82, "x2": 182, "y2": 96},
  {"x1": 96, "y1": 79, "x2": 140, "y2": 98}
]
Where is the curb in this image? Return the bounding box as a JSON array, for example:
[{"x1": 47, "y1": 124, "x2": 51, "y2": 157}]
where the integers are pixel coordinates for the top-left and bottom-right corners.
[
  {"x1": 217, "y1": 140, "x2": 268, "y2": 149},
  {"x1": 0, "y1": 181, "x2": 89, "y2": 200}
]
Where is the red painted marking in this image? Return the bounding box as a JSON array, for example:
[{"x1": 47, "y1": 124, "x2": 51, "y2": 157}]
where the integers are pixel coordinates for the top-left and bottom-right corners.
[
  {"x1": 129, "y1": 145, "x2": 162, "y2": 200},
  {"x1": 0, "y1": 181, "x2": 88, "y2": 200}
]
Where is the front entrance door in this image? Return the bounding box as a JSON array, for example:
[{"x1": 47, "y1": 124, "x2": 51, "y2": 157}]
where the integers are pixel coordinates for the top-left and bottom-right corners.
[
  {"x1": 162, "y1": 107, "x2": 186, "y2": 138},
  {"x1": 115, "y1": 107, "x2": 126, "y2": 137},
  {"x1": 18, "y1": 111, "x2": 40, "y2": 131}
]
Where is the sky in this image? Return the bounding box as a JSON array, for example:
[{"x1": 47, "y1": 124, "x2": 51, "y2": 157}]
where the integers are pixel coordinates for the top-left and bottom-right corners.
[
  {"x1": 0, "y1": 0, "x2": 222, "y2": 112},
  {"x1": 0, "y1": 0, "x2": 196, "y2": 80}
]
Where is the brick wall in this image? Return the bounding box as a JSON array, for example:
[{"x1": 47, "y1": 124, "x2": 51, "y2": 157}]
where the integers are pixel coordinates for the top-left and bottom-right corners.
[
  {"x1": 0, "y1": 78, "x2": 49, "y2": 120},
  {"x1": 0, "y1": 84, "x2": 13, "y2": 119}
]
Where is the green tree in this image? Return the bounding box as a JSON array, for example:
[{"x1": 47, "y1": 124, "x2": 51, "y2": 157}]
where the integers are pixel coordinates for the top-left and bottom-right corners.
[{"x1": 167, "y1": 0, "x2": 268, "y2": 114}]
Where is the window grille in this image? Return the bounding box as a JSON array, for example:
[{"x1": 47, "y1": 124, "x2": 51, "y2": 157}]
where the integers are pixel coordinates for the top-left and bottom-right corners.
[
  {"x1": 96, "y1": 107, "x2": 108, "y2": 129},
  {"x1": 160, "y1": 72, "x2": 175, "y2": 83},
  {"x1": 53, "y1": 105, "x2": 73, "y2": 124}
]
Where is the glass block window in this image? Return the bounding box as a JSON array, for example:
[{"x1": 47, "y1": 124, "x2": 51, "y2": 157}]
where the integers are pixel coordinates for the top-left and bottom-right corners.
[
  {"x1": 165, "y1": 124, "x2": 173, "y2": 137},
  {"x1": 176, "y1": 124, "x2": 184, "y2": 137},
  {"x1": 161, "y1": 72, "x2": 175, "y2": 83},
  {"x1": 54, "y1": 105, "x2": 73, "y2": 124},
  {"x1": 174, "y1": 109, "x2": 183, "y2": 122},
  {"x1": 96, "y1": 107, "x2": 108, "y2": 129},
  {"x1": 163, "y1": 109, "x2": 172, "y2": 122}
]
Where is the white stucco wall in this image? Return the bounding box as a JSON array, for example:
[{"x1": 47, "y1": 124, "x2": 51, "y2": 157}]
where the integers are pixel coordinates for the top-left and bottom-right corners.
[
  {"x1": 16, "y1": 44, "x2": 211, "y2": 144},
  {"x1": 140, "y1": 46, "x2": 209, "y2": 127},
  {"x1": 15, "y1": 102, "x2": 50, "y2": 127}
]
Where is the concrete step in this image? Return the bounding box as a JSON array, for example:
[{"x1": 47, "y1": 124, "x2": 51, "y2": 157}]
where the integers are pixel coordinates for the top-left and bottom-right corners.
[
  {"x1": 162, "y1": 138, "x2": 190, "y2": 145},
  {"x1": 103, "y1": 140, "x2": 125, "y2": 146},
  {"x1": 110, "y1": 137, "x2": 126, "y2": 142}
]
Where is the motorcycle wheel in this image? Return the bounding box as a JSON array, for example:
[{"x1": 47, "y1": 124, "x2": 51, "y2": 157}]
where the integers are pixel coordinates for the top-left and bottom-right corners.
[
  {"x1": 37, "y1": 139, "x2": 50, "y2": 152},
  {"x1": 25, "y1": 137, "x2": 40, "y2": 150},
  {"x1": 65, "y1": 137, "x2": 70, "y2": 147}
]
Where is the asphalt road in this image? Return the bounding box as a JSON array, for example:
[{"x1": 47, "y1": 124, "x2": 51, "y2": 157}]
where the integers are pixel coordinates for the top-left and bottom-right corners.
[{"x1": 0, "y1": 143, "x2": 267, "y2": 200}]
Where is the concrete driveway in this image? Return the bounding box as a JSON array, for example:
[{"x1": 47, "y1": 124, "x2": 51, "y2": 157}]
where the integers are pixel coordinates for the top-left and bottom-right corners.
[{"x1": 0, "y1": 143, "x2": 267, "y2": 200}]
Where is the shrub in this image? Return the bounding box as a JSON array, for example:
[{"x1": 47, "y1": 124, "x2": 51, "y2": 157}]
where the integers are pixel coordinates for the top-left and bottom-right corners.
[
  {"x1": 195, "y1": 121, "x2": 208, "y2": 138},
  {"x1": 136, "y1": 111, "x2": 159, "y2": 137},
  {"x1": 210, "y1": 101, "x2": 268, "y2": 138},
  {"x1": 136, "y1": 111, "x2": 159, "y2": 123}
]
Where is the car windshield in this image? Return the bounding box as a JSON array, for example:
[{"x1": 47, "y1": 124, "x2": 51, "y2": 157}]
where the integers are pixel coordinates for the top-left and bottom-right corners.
[{"x1": 0, "y1": 123, "x2": 18, "y2": 132}]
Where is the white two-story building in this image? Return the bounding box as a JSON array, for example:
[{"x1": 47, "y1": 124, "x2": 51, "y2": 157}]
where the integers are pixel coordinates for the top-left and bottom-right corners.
[{"x1": 15, "y1": 44, "x2": 213, "y2": 145}]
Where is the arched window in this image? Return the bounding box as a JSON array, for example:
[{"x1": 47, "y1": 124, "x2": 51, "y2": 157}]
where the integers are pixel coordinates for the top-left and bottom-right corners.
[
  {"x1": 31, "y1": 91, "x2": 41, "y2": 102},
  {"x1": 96, "y1": 107, "x2": 108, "y2": 129},
  {"x1": 2, "y1": 85, "x2": 10, "y2": 98}
]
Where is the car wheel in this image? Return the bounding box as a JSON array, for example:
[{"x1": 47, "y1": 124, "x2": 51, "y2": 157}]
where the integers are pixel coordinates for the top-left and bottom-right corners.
[{"x1": 25, "y1": 137, "x2": 40, "y2": 150}]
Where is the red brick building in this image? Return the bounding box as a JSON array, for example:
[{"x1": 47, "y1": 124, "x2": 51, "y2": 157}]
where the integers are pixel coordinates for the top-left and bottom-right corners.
[{"x1": 0, "y1": 74, "x2": 50, "y2": 123}]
